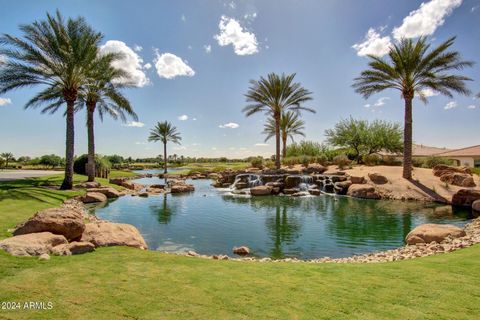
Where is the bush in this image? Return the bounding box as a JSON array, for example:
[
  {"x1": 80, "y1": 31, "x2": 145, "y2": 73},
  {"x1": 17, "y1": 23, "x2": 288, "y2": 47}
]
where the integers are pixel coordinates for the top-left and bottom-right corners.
[
  {"x1": 381, "y1": 155, "x2": 402, "y2": 166},
  {"x1": 423, "y1": 156, "x2": 454, "y2": 168},
  {"x1": 74, "y1": 154, "x2": 111, "y2": 175},
  {"x1": 362, "y1": 154, "x2": 381, "y2": 166},
  {"x1": 264, "y1": 160, "x2": 276, "y2": 169},
  {"x1": 39, "y1": 154, "x2": 64, "y2": 168},
  {"x1": 333, "y1": 154, "x2": 351, "y2": 169},
  {"x1": 250, "y1": 157, "x2": 264, "y2": 169}
]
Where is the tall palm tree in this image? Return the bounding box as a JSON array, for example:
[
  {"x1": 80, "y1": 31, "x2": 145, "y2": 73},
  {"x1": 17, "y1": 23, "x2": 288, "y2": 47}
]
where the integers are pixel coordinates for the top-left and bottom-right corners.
[
  {"x1": 0, "y1": 11, "x2": 102, "y2": 189},
  {"x1": 148, "y1": 121, "x2": 182, "y2": 174},
  {"x1": 76, "y1": 55, "x2": 138, "y2": 182},
  {"x1": 0, "y1": 152, "x2": 14, "y2": 169},
  {"x1": 353, "y1": 37, "x2": 473, "y2": 179},
  {"x1": 263, "y1": 111, "x2": 306, "y2": 158},
  {"x1": 244, "y1": 73, "x2": 314, "y2": 169}
]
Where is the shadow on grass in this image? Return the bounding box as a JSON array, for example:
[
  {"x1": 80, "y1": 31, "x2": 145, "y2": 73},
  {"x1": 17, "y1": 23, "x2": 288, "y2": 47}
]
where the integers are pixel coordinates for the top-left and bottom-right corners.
[{"x1": 0, "y1": 177, "x2": 76, "y2": 204}]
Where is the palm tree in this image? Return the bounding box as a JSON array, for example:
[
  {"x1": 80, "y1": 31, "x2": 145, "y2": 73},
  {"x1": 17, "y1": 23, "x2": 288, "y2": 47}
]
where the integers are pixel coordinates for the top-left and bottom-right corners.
[
  {"x1": 244, "y1": 73, "x2": 314, "y2": 169},
  {"x1": 0, "y1": 11, "x2": 102, "y2": 189},
  {"x1": 148, "y1": 121, "x2": 182, "y2": 174},
  {"x1": 76, "y1": 55, "x2": 137, "y2": 182},
  {"x1": 0, "y1": 152, "x2": 13, "y2": 168},
  {"x1": 263, "y1": 111, "x2": 306, "y2": 158},
  {"x1": 353, "y1": 37, "x2": 473, "y2": 179}
]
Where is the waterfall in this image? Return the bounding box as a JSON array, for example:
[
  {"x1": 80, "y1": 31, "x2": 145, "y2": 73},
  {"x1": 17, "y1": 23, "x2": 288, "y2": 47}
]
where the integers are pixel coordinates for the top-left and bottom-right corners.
[{"x1": 231, "y1": 174, "x2": 263, "y2": 190}]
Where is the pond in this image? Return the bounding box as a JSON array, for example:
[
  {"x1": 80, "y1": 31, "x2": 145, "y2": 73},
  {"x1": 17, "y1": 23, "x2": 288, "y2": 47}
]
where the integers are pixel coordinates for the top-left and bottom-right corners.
[{"x1": 90, "y1": 177, "x2": 476, "y2": 259}]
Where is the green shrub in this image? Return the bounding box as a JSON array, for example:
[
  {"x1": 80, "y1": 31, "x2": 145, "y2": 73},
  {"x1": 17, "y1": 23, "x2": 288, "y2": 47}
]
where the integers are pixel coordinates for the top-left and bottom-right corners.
[
  {"x1": 250, "y1": 157, "x2": 264, "y2": 169},
  {"x1": 381, "y1": 155, "x2": 402, "y2": 166},
  {"x1": 423, "y1": 156, "x2": 454, "y2": 168},
  {"x1": 362, "y1": 154, "x2": 381, "y2": 166},
  {"x1": 264, "y1": 160, "x2": 276, "y2": 169},
  {"x1": 333, "y1": 154, "x2": 351, "y2": 169},
  {"x1": 73, "y1": 154, "x2": 111, "y2": 175}
]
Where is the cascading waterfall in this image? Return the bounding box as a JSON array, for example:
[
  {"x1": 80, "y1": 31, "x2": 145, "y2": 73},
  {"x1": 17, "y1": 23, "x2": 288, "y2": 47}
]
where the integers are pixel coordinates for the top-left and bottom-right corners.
[{"x1": 231, "y1": 174, "x2": 262, "y2": 190}]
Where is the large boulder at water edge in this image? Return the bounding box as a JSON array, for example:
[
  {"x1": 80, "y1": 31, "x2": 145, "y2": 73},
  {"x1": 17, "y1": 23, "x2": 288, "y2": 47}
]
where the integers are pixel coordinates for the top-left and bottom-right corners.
[
  {"x1": 451, "y1": 189, "x2": 480, "y2": 207},
  {"x1": 13, "y1": 207, "x2": 85, "y2": 241},
  {"x1": 368, "y1": 173, "x2": 388, "y2": 185},
  {"x1": 440, "y1": 173, "x2": 476, "y2": 187},
  {"x1": 405, "y1": 224, "x2": 466, "y2": 245},
  {"x1": 171, "y1": 183, "x2": 195, "y2": 193},
  {"x1": 285, "y1": 176, "x2": 303, "y2": 188},
  {"x1": 334, "y1": 180, "x2": 352, "y2": 195},
  {"x1": 51, "y1": 241, "x2": 95, "y2": 256},
  {"x1": 233, "y1": 246, "x2": 250, "y2": 255},
  {"x1": 250, "y1": 186, "x2": 272, "y2": 196},
  {"x1": 347, "y1": 184, "x2": 380, "y2": 199},
  {"x1": 81, "y1": 221, "x2": 148, "y2": 249},
  {"x1": 80, "y1": 192, "x2": 108, "y2": 203},
  {"x1": 87, "y1": 187, "x2": 121, "y2": 198},
  {"x1": 0, "y1": 232, "x2": 68, "y2": 256}
]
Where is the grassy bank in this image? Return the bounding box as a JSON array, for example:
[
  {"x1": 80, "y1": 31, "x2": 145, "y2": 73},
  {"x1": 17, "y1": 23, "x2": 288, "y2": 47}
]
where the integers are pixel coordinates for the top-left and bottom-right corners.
[{"x1": 0, "y1": 175, "x2": 479, "y2": 319}]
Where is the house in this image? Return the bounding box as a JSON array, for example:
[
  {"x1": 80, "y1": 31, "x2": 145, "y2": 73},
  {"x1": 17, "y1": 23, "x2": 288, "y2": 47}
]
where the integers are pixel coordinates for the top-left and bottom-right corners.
[
  {"x1": 412, "y1": 144, "x2": 452, "y2": 157},
  {"x1": 436, "y1": 145, "x2": 480, "y2": 168}
]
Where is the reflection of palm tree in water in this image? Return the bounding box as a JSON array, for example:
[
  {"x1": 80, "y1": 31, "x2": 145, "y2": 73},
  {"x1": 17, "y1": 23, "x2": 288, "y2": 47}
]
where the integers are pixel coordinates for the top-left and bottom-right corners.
[
  {"x1": 266, "y1": 204, "x2": 302, "y2": 259},
  {"x1": 155, "y1": 194, "x2": 173, "y2": 224}
]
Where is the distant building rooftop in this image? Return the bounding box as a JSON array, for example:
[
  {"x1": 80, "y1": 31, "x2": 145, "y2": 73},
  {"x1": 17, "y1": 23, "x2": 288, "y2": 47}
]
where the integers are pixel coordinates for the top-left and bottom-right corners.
[
  {"x1": 436, "y1": 145, "x2": 480, "y2": 157},
  {"x1": 412, "y1": 144, "x2": 452, "y2": 157}
]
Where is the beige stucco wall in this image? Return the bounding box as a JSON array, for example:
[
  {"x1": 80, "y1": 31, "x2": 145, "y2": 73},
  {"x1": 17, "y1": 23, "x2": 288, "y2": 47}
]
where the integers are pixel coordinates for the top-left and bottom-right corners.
[{"x1": 451, "y1": 157, "x2": 475, "y2": 167}]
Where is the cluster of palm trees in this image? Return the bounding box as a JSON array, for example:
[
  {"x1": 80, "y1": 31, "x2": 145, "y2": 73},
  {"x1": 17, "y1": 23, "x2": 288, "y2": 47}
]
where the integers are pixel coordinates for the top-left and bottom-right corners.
[
  {"x1": 245, "y1": 37, "x2": 475, "y2": 179},
  {"x1": 0, "y1": 11, "x2": 137, "y2": 189}
]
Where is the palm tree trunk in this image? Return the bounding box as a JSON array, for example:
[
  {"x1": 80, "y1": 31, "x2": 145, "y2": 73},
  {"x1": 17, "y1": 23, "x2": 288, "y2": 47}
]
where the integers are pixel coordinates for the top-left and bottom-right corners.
[
  {"x1": 163, "y1": 142, "x2": 167, "y2": 174},
  {"x1": 86, "y1": 103, "x2": 96, "y2": 182},
  {"x1": 403, "y1": 97, "x2": 413, "y2": 179},
  {"x1": 282, "y1": 134, "x2": 287, "y2": 159},
  {"x1": 60, "y1": 99, "x2": 75, "y2": 190},
  {"x1": 275, "y1": 112, "x2": 281, "y2": 169}
]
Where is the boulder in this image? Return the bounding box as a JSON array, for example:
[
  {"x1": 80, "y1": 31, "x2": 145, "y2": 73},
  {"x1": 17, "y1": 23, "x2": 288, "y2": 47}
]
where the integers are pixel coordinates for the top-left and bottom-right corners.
[
  {"x1": 0, "y1": 232, "x2": 68, "y2": 256},
  {"x1": 13, "y1": 207, "x2": 85, "y2": 241},
  {"x1": 52, "y1": 241, "x2": 95, "y2": 256},
  {"x1": 334, "y1": 181, "x2": 352, "y2": 195},
  {"x1": 303, "y1": 164, "x2": 327, "y2": 174},
  {"x1": 451, "y1": 189, "x2": 480, "y2": 207},
  {"x1": 250, "y1": 186, "x2": 272, "y2": 196},
  {"x1": 233, "y1": 246, "x2": 250, "y2": 255},
  {"x1": 81, "y1": 222, "x2": 148, "y2": 249},
  {"x1": 80, "y1": 192, "x2": 108, "y2": 203},
  {"x1": 39, "y1": 253, "x2": 50, "y2": 261},
  {"x1": 440, "y1": 173, "x2": 476, "y2": 187},
  {"x1": 347, "y1": 184, "x2": 381, "y2": 199},
  {"x1": 150, "y1": 184, "x2": 165, "y2": 190},
  {"x1": 170, "y1": 184, "x2": 195, "y2": 193},
  {"x1": 138, "y1": 192, "x2": 149, "y2": 197},
  {"x1": 405, "y1": 224, "x2": 466, "y2": 245},
  {"x1": 472, "y1": 200, "x2": 480, "y2": 212},
  {"x1": 77, "y1": 181, "x2": 101, "y2": 189},
  {"x1": 368, "y1": 173, "x2": 388, "y2": 185},
  {"x1": 235, "y1": 182, "x2": 249, "y2": 190},
  {"x1": 433, "y1": 165, "x2": 471, "y2": 177},
  {"x1": 121, "y1": 181, "x2": 144, "y2": 191},
  {"x1": 285, "y1": 176, "x2": 303, "y2": 188},
  {"x1": 87, "y1": 187, "x2": 121, "y2": 198},
  {"x1": 309, "y1": 189, "x2": 321, "y2": 196},
  {"x1": 349, "y1": 176, "x2": 366, "y2": 184},
  {"x1": 283, "y1": 188, "x2": 299, "y2": 195}
]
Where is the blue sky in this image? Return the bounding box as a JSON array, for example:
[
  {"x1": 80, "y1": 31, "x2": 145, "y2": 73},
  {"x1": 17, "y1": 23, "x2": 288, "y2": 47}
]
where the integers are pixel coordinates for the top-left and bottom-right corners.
[{"x1": 0, "y1": 0, "x2": 479, "y2": 158}]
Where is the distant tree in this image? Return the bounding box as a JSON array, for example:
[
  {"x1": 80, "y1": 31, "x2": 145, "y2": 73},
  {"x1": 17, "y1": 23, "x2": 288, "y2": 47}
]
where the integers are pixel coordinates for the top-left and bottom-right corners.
[
  {"x1": 0, "y1": 152, "x2": 14, "y2": 168},
  {"x1": 353, "y1": 37, "x2": 473, "y2": 179},
  {"x1": 148, "y1": 121, "x2": 182, "y2": 174},
  {"x1": 263, "y1": 111, "x2": 306, "y2": 158},
  {"x1": 39, "y1": 154, "x2": 64, "y2": 169},
  {"x1": 244, "y1": 73, "x2": 314, "y2": 169},
  {"x1": 16, "y1": 156, "x2": 31, "y2": 164},
  {"x1": 325, "y1": 118, "x2": 403, "y2": 163},
  {"x1": 106, "y1": 155, "x2": 124, "y2": 167}
]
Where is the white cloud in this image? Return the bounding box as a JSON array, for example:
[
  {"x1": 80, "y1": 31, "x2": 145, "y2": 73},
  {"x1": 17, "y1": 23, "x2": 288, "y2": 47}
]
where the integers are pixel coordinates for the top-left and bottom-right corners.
[
  {"x1": 352, "y1": 28, "x2": 392, "y2": 57},
  {"x1": 244, "y1": 12, "x2": 258, "y2": 21},
  {"x1": 0, "y1": 97, "x2": 12, "y2": 106},
  {"x1": 154, "y1": 52, "x2": 195, "y2": 79},
  {"x1": 364, "y1": 97, "x2": 389, "y2": 108},
  {"x1": 181, "y1": 14, "x2": 186, "y2": 21},
  {"x1": 173, "y1": 146, "x2": 187, "y2": 151},
  {"x1": 472, "y1": 6, "x2": 479, "y2": 12},
  {"x1": 204, "y1": 44, "x2": 212, "y2": 53},
  {"x1": 143, "y1": 63, "x2": 152, "y2": 70},
  {"x1": 192, "y1": 117, "x2": 197, "y2": 121},
  {"x1": 99, "y1": 40, "x2": 149, "y2": 87},
  {"x1": 444, "y1": 101, "x2": 458, "y2": 110},
  {"x1": 187, "y1": 45, "x2": 193, "y2": 50},
  {"x1": 420, "y1": 88, "x2": 440, "y2": 97},
  {"x1": 219, "y1": 122, "x2": 240, "y2": 129},
  {"x1": 467, "y1": 105, "x2": 477, "y2": 109},
  {"x1": 178, "y1": 114, "x2": 189, "y2": 121},
  {"x1": 225, "y1": 1, "x2": 236, "y2": 9},
  {"x1": 392, "y1": 0, "x2": 463, "y2": 40},
  {"x1": 123, "y1": 121, "x2": 145, "y2": 127},
  {"x1": 134, "y1": 45, "x2": 143, "y2": 52},
  {"x1": 214, "y1": 16, "x2": 259, "y2": 56},
  {"x1": 135, "y1": 141, "x2": 147, "y2": 145},
  {"x1": 254, "y1": 143, "x2": 269, "y2": 147}
]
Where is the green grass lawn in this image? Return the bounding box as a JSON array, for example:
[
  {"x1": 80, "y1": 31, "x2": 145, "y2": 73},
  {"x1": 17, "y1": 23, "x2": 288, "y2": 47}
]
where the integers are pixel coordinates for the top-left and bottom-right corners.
[
  {"x1": 169, "y1": 162, "x2": 250, "y2": 175},
  {"x1": 0, "y1": 175, "x2": 479, "y2": 319}
]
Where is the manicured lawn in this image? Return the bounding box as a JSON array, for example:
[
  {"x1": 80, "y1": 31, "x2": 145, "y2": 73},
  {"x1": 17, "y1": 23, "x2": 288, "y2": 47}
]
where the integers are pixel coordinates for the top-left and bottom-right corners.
[
  {"x1": 170, "y1": 162, "x2": 250, "y2": 175},
  {"x1": 0, "y1": 175, "x2": 479, "y2": 319}
]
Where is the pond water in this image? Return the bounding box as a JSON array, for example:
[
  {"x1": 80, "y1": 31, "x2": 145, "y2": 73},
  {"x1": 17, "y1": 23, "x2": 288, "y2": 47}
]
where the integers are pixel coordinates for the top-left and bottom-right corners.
[{"x1": 91, "y1": 177, "x2": 476, "y2": 259}]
